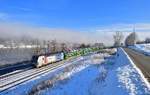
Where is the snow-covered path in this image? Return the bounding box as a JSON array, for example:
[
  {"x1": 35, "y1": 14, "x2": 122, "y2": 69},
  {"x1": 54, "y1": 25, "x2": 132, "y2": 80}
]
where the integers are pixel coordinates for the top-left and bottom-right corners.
[{"x1": 39, "y1": 48, "x2": 150, "y2": 95}]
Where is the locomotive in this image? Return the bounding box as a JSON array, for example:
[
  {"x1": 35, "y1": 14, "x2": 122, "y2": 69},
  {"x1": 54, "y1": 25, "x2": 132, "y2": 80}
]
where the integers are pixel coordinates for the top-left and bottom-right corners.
[{"x1": 31, "y1": 52, "x2": 64, "y2": 68}]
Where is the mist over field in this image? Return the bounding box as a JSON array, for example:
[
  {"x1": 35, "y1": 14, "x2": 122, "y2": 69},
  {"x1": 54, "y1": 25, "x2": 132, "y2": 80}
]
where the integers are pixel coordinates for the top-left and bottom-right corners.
[{"x1": 0, "y1": 22, "x2": 150, "y2": 45}]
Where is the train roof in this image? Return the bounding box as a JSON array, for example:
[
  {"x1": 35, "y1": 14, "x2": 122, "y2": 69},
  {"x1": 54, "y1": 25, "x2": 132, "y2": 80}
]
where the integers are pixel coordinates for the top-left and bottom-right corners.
[{"x1": 33, "y1": 51, "x2": 63, "y2": 57}]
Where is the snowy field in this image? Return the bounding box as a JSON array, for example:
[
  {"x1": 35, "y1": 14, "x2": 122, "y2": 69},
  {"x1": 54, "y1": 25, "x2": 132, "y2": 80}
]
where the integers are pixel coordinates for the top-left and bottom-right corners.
[
  {"x1": 1, "y1": 48, "x2": 150, "y2": 95},
  {"x1": 129, "y1": 44, "x2": 150, "y2": 56}
]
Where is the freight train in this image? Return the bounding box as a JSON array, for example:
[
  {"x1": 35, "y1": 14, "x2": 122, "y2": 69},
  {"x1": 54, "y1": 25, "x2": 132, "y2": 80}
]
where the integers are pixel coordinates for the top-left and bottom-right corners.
[{"x1": 31, "y1": 47, "x2": 102, "y2": 68}]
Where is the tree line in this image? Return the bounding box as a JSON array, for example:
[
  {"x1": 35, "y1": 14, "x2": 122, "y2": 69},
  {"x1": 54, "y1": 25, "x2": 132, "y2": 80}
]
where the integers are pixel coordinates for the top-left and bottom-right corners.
[{"x1": 113, "y1": 31, "x2": 150, "y2": 47}]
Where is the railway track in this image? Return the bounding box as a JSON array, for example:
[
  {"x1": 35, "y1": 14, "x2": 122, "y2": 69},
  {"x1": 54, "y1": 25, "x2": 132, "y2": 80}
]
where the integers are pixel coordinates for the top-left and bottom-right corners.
[
  {"x1": 0, "y1": 66, "x2": 33, "y2": 79},
  {"x1": 0, "y1": 56, "x2": 84, "y2": 93}
]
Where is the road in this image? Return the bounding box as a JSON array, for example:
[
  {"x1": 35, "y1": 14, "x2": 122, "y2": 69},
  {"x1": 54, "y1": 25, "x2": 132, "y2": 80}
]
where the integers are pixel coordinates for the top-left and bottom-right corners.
[{"x1": 124, "y1": 48, "x2": 150, "y2": 82}]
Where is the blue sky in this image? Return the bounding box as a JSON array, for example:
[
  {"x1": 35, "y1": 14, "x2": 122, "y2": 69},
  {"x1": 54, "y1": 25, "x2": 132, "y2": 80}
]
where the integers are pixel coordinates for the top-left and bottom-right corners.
[
  {"x1": 0, "y1": 0, "x2": 150, "y2": 30},
  {"x1": 0, "y1": 0, "x2": 150, "y2": 45}
]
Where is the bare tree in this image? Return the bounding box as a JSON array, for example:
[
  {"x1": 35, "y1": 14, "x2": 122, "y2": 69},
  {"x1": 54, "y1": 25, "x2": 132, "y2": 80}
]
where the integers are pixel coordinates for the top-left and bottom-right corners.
[
  {"x1": 0, "y1": 38, "x2": 6, "y2": 45},
  {"x1": 51, "y1": 40, "x2": 57, "y2": 52},
  {"x1": 94, "y1": 43, "x2": 104, "y2": 48},
  {"x1": 61, "y1": 43, "x2": 67, "y2": 52},
  {"x1": 113, "y1": 31, "x2": 123, "y2": 47},
  {"x1": 125, "y1": 32, "x2": 137, "y2": 46},
  {"x1": 72, "y1": 43, "x2": 80, "y2": 49},
  {"x1": 79, "y1": 43, "x2": 86, "y2": 48},
  {"x1": 32, "y1": 39, "x2": 41, "y2": 55}
]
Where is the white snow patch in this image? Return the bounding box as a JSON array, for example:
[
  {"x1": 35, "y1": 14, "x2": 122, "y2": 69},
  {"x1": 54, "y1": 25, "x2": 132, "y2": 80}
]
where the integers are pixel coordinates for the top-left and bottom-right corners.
[
  {"x1": 117, "y1": 65, "x2": 138, "y2": 95},
  {"x1": 129, "y1": 44, "x2": 150, "y2": 56},
  {"x1": 58, "y1": 63, "x2": 90, "y2": 81}
]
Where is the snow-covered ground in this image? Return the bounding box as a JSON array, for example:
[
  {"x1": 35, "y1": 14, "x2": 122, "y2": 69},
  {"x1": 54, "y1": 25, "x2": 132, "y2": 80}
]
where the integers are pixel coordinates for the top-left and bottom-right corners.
[
  {"x1": 0, "y1": 55, "x2": 93, "y2": 95},
  {"x1": 129, "y1": 44, "x2": 150, "y2": 56},
  {"x1": 30, "y1": 48, "x2": 150, "y2": 95},
  {"x1": 34, "y1": 48, "x2": 149, "y2": 95},
  {"x1": 1, "y1": 48, "x2": 150, "y2": 95}
]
